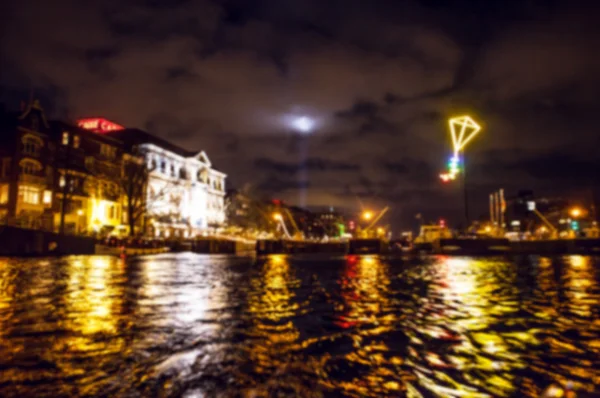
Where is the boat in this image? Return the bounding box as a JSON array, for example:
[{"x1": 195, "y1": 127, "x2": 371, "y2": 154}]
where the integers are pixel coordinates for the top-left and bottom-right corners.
[
  {"x1": 95, "y1": 244, "x2": 170, "y2": 256},
  {"x1": 95, "y1": 237, "x2": 170, "y2": 256},
  {"x1": 413, "y1": 224, "x2": 453, "y2": 252}
]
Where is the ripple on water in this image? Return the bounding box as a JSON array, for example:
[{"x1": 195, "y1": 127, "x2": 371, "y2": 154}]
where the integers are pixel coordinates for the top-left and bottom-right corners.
[{"x1": 0, "y1": 254, "x2": 600, "y2": 397}]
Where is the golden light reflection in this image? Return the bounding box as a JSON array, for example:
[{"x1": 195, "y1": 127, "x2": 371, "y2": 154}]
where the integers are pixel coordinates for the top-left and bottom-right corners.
[
  {"x1": 64, "y1": 257, "x2": 124, "y2": 351},
  {"x1": 337, "y1": 255, "x2": 392, "y2": 329},
  {"x1": 323, "y1": 255, "x2": 404, "y2": 396},
  {"x1": 564, "y1": 255, "x2": 594, "y2": 319},
  {"x1": 0, "y1": 259, "x2": 15, "y2": 336},
  {"x1": 241, "y1": 255, "x2": 313, "y2": 394},
  {"x1": 410, "y1": 257, "x2": 527, "y2": 397},
  {"x1": 249, "y1": 255, "x2": 299, "y2": 322}
]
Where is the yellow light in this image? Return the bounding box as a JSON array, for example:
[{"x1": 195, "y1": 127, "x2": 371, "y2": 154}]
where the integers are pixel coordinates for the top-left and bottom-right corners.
[
  {"x1": 362, "y1": 211, "x2": 373, "y2": 221},
  {"x1": 91, "y1": 198, "x2": 108, "y2": 225},
  {"x1": 77, "y1": 209, "x2": 84, "y2": 216},
  {"x1": 485, "y1": 226, "x2": 491, "y2": 233},
  {"x1": 273, "y1": 213, "x2": 282, "y2": 221},
  {"x1": 448, "y1": 115, "x2": 481, "y2": 154},
  {"x1": 42, "y1": 190, "x2": 52, "y2": 205},
  {"x1": 376, "y1": 227, "x2": 384, "y2": 235},
  {"x1": 570, "y1": 207, "x2": 582, "y2": 218}
]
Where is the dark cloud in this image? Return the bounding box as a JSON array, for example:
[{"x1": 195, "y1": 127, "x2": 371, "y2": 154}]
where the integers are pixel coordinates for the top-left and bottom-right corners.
[
  {"x1": 2, "y1": 0, "x2": 600, "y2": 228},
  {"x1": 255, "y1": 157, "x2": 361, "y2": 174}
]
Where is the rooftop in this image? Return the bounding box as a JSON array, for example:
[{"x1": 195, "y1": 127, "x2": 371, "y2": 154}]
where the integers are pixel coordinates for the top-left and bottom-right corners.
[{"x1": 107, "y1": 128, "x2": 198, "y2": 158}]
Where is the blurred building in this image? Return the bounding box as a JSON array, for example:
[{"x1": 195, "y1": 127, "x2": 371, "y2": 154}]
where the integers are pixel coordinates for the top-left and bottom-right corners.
[
  {"x1": 0, "y1": 100, "x2": 227, "y2": 238},
  {"x1": 105, "y1": 127, "x2": 226, "y2": 237},
  {"x1": 506, "y1": 190, "x2": 595, "y2": 237},
  {"x1": 0, "y1": 101, "x2": 125, "y2": 234},
  {"x1": 0, "y1": 100, "x2": 55, "y2": 229},
  {"x1": 311, "y1": 208, "x2": 346, "y2": 238}
]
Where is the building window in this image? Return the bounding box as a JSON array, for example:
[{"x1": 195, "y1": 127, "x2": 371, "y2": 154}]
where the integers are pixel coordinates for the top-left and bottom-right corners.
[
  {"x1": 100, "y1": 144, "x2": 116, "y2": 159},
  {"x1": 161, "y1": 160, "x2": 166, "y2": 173},
  {"x1": 0, "y1": 184, "x2": 8, "y2": 204},
  {"x1": 62, "y1": 132, "x2": 69, "y2": 145},
  {"x1": 31, "y1": 116, "x2": 39, "y2": 131},
  {"x1": 85, "y1": 157, "x2": 95, "y2": 171},
  {"x1": 23, "y1": 137, "x2": 41, "y2": 156},
  {"x1": 43, "y1": 190, "x2": 52, "y2": 205},
  {"x1": 20, "y1": 160, "x2": 40, "y2": 175},
  {"x1": 73, "y1": 135, "x2": 80, "y2": 148},
  {"x1": 171, "y1": 165, "x2": 175, "y2": 177},
  {"x1": 1, "y1": 158, "x2": 10, "y2": 178},
  {"x1": 59, "y1": 175, "x2": 66, "y2": 187},
  {"x1": 19, "y1": 185, "x2": 40, "y2": 205}
]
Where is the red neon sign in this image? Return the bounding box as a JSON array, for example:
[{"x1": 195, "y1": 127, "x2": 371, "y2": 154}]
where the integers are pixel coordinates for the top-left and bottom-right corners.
[{"x1": 77, "y1": 118, "x2": 124, "y2": 133}]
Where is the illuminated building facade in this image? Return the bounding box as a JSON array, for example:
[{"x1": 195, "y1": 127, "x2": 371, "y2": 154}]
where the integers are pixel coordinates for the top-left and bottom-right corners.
[
  {"x1": 1, "y1": 103, "x2": 226, "y2": 237},
  {"x1": 0, "y1": 101, "x2": 125, "y2": 234},
  {"x1": 51, "y1": 121, "x2": 125, "y2": 234},
  {"x1": 0, "y1": 100, "x2": 55, "y2": 229},
  {"x1": 105, "y1": 128, "x2": 227, "y2": 237}
]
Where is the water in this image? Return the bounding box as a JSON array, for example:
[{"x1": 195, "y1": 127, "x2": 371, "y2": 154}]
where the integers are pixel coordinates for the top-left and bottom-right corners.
[{"x1": 1, "y1": 253, "x2": 600, "y2": 397}]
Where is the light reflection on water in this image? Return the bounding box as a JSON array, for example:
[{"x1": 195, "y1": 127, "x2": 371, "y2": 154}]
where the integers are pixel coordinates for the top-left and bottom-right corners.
[{"x1": 0, "y1": 254, "x2": 600, "y2": 397}]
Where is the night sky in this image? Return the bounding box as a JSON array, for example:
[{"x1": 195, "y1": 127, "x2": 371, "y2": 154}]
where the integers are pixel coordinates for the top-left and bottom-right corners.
[{"x1": 2, "y1": 0, "x2": 600, "y2": 231}]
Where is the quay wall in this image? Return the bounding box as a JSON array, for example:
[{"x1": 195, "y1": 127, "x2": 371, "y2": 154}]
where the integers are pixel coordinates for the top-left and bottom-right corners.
[
  {"x1": 171, "y1": 239, "x2": 255, "y2": 255},
  {"x1": 256, "y1": 239, "x2": 385, "y2": 255},
  {"x1": 0, "y1": 226, "x2": 96, "y2": 256},
  {"x1": 437, "y1": 238, "x2": 600, "y2": 255}
]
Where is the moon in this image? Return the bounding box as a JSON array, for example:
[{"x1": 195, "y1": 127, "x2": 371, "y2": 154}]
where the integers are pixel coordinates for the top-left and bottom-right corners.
[{"x1": 292, "y1": 116, "x2": 314, "y2": 133}]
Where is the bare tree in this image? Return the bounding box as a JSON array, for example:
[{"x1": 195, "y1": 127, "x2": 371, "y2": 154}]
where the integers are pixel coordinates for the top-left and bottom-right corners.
[
  {"x1": 225, "y1": 184, "x2": 277, "y2": 235},
  {"x1": 119, "y1": 151, "x2": 148, "y2": 236},
  {"x1": 118, "y1": 147, "x2": 179, "y2": 236}
]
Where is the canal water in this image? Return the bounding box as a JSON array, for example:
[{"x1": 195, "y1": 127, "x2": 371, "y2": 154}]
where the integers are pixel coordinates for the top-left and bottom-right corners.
[{"x1": 1, "y1": 254, "x2": 599, "y2": 397}]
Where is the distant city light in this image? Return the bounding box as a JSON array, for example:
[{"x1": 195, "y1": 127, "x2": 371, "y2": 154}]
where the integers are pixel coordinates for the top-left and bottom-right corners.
[
  {"x1": 571, "y1": 220, "x2": 579, "y2": 231},
  {"x1": 292, "y1": 116, "x2": 314, "y2": 133},
  {"x1": 570, "y1": 207, "x2": 582, "y2": 218}
]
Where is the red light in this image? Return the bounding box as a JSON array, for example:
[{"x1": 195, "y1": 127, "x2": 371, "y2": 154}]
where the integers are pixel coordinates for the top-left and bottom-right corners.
[
  {"x1": 77, "y1": 118, "x2": 124, "y2": 133},
  {"x1": 272, "y1": 199, "x2": 281, "y2": 205},
  {"x1": 439, "y1": 219, "x2": 445, "y2": 227}
]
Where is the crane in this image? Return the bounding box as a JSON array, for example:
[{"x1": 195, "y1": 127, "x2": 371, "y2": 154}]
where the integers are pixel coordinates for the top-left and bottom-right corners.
[
  {"x1": 273, "y1": 213, "x2": 293, "y2": 239},
  {"x1": 362, "y1": 207, "x2": 390, "y2": 238},
  {"x1": 282, "y1": 208, "x2": 302, "y2": 238},
  {"x1": 273, "y1": 210, "x2": 303, "y2": 240},
  {"x1": 532, "y1": 208, "x2": 558, "y2": 238}
]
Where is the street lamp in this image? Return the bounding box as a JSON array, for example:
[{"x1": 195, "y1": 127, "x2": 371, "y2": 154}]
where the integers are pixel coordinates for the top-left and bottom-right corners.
[
  {"x1": 570, "y1": 207, "x2": 582, "y2": 218},
  {"x1": 362, "y1": 211, "x2": 373, "y2": 221},
  {"x1": 273, "y1": 213, "x2": 283, "y2": 221}
]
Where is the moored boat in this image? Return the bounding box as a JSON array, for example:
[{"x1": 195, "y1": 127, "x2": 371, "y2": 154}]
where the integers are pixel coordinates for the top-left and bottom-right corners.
[{"x1": 95, "y1": 237, "x2": 170, "y2": 256}]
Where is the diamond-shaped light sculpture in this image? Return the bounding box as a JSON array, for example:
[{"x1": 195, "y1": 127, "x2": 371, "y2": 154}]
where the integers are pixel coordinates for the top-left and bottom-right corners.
[{"x1": 440, "y1": 115, "x2": 481, "y2": 182}]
